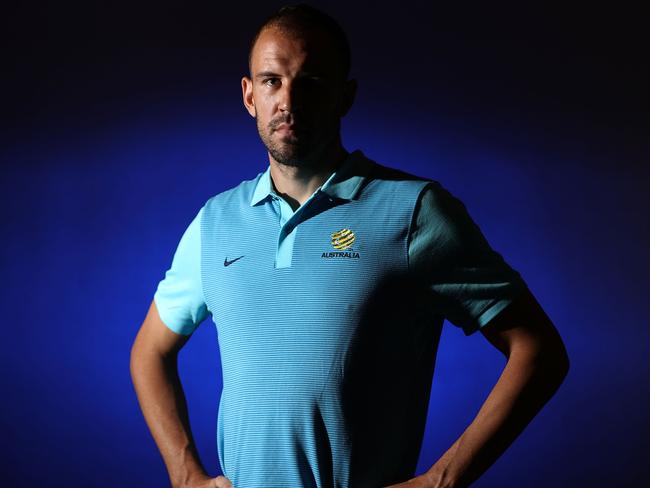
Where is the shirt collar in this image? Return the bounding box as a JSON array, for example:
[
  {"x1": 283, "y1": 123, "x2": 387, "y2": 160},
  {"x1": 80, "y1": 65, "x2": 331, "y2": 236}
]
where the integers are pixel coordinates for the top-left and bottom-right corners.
[{"x1": 249, "y1": 149, "x2": 372, "y2": 207}]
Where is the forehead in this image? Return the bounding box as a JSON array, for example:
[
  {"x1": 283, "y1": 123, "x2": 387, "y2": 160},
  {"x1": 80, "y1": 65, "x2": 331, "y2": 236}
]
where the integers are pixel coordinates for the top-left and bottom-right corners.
[{"x1": 251, "y1": 26, "x2": 340, "y2": 75}]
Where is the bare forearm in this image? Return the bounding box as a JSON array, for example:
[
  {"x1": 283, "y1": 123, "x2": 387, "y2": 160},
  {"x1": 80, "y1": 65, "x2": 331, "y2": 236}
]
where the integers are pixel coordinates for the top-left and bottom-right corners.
[
  {"x1": 424, "y1": 351, "x2": 569, "y2": 488},
  {"x1": 130, "y1": 348, "x2": 208, "y2": 487}
]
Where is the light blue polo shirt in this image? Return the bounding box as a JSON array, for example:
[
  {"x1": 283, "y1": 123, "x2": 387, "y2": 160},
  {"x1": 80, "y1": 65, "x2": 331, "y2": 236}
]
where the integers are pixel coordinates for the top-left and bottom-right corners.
[{"x1": 154, "y1": 149, "x2": 527, "y2": 488}]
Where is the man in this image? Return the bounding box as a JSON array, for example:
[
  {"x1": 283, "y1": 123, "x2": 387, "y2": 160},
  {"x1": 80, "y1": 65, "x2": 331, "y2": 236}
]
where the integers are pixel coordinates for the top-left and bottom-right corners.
[{"x1": 130, "y1": 4, "x2": 569, "y2": 488}]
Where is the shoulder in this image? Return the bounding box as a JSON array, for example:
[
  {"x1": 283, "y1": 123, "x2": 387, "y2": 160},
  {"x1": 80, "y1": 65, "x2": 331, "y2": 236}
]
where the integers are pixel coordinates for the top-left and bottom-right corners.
[
  {"x1": 360, "y1": 157, "x2": 434, "y2": 204},
  {"x1": 360, "y1": 157, "x2": 466, "y2": 218},
  {"x1": 414, "y1": 180, "x2": 471, "y2": 220},
  {"x1": 365, "y1": 157, "x2": 431, "y2": 186},
  {"x1": 408, "y1": 180, "x2": 489, "y2": 262}
]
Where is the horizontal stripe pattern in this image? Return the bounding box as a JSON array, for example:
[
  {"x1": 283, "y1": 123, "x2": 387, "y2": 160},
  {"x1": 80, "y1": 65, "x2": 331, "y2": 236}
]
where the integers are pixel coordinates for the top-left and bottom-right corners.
[{"x1": 201, "y1": 160, "x2": 432, "y2": 487}]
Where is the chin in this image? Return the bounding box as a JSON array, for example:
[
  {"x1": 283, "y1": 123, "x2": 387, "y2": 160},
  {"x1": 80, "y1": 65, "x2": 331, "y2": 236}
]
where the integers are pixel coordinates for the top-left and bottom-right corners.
[
  {"x1": 268, "y1": 138, "x2": 309, "y2": 159},
  {"x1": 271, "y1": 147, "x2": 315, "y2": 167}
]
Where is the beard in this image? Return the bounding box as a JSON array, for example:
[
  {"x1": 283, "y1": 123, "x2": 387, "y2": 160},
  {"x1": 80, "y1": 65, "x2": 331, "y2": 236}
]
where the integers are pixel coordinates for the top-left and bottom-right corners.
[
  {"x1": 264, "y1": 132, "x2": 312, "y2": 167},
  {"x1": 256, "y1": 116, "x2": 338, "y2": 168}
]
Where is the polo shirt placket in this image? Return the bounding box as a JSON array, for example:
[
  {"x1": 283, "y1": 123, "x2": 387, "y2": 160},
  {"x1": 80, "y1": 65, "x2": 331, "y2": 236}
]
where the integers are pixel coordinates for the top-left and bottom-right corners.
[{"x1": 248, "y1": 152, "x2": 365, "y2": 269}]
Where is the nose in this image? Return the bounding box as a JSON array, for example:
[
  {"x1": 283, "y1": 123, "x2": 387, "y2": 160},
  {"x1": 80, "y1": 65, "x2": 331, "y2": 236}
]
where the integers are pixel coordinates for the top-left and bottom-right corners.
[{"x1": 278, "y1": 80, "x2": 303, "y2": 115}]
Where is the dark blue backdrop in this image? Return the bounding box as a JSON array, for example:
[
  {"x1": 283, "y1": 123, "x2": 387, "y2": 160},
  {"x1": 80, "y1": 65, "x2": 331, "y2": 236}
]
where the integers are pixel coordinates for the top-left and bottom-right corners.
[{"x1": 2, "y1": 2, "x2": 649, "y2": 487}]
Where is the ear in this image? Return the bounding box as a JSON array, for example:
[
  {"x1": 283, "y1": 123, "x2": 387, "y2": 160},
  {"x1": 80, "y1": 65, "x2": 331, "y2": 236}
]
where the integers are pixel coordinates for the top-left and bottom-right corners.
[
  {"x1": 338, "y1": 78, "x2": 357, "y2": 117},
  {"x1": 242, "y1": 76, "x2": 256, "y2": 118}
]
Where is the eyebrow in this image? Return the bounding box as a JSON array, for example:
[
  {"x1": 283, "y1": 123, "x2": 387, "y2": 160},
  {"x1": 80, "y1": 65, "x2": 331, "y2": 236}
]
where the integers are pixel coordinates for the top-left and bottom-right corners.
[
  {"x1": 254, "y1": 70, "x2": 328, "y2": 80},
  {"x1": 255, "y1": 71, "x2": 281, "y2": 79}
]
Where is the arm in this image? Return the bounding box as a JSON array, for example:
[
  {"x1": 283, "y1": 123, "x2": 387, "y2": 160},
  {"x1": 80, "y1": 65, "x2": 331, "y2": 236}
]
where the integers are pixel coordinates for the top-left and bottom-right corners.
[
  {"x1": 130, "y1": 300, "x2": 231, "y2": 488},
  {"x1": 393, "y1": 183, "x2": 569, "y2": 487},
  {"x1": 389, "y1": 289, "x2": 569, "y2": 488}
]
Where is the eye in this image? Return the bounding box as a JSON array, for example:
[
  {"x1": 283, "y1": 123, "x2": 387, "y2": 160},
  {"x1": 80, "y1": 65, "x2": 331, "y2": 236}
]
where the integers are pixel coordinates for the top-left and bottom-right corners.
[
  {"x1": 303, "y1": 76, "x2": 327, "y2": 89},
  {"x1": 263, "y1": 78, "x2": 280, "y2": 87}
]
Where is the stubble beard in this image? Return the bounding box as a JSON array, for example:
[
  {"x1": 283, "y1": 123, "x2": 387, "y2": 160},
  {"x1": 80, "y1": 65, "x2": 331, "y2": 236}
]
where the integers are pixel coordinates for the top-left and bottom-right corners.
[{"x1": 256, "y1": 116, "x2": 337, "y2": 169}]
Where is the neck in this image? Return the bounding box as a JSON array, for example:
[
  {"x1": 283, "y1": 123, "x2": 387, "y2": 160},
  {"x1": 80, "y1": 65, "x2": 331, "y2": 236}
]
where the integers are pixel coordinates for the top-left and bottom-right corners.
[{"x1": 269, "y1": 143, "x2": 349, "y2": 211}]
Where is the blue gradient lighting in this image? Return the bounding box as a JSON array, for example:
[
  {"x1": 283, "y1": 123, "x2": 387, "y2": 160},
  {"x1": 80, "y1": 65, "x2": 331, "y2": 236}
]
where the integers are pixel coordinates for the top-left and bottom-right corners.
[{"x1": 2, "y1": 3, "x2": 649, "y2": 486}]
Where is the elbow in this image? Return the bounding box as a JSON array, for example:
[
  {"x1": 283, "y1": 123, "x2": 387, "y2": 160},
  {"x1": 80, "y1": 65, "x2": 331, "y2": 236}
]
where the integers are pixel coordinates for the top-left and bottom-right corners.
[
  {"x1": 546, "y1": 329, "x2": 570, "y2": 380},
  {"x1": 129, "y1": 340, "x2": 143, "y2": 382},
  {"x1": 535, "y1": 340, "x2": 570, "y2": 390},
  {"x1": 129, "y1": 330, "x2": 144, "y2": 368},
  {"x1": 513, "y1": 336, "x2": 570, "y2": 388},
  {"x1": 129, "y1": 332, "x2": 152, "y2": 382},
  {"x1": 554, "y1": 344, "x2": 570, "y2": 384},
  {"x1": 543, "y1": 350, "x2": 569, "y2": 394}
]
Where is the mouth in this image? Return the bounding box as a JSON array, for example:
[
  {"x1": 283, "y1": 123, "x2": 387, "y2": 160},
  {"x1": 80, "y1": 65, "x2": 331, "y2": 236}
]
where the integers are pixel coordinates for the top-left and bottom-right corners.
[
  {"x1": 275, "y1": 123, "x2": 307, "y2": 134},
  {"x1": 276, "y1": 124, "x2": 294, "y2": 133}
]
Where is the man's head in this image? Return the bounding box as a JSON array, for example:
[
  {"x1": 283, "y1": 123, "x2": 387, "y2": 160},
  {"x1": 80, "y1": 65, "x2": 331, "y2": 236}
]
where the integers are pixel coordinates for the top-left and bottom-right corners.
[{"x1": 241, "y1": 4, "x2": 356, "y2": 168}]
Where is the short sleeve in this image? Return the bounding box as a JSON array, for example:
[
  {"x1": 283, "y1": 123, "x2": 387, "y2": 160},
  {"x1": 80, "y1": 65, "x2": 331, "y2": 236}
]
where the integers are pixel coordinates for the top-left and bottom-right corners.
[
  {"x1": 408, "y1": 182, "x2": 528, "y2": 335},
  {"x1": 153, "y1": 206, "x2": 209, "y2": 336}
]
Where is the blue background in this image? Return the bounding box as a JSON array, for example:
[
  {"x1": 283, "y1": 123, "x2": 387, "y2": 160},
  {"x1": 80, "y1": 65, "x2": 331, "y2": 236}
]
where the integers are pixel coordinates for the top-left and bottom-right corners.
[{"x1": 2, "y1": 2, "x2": 648, "y2": 486}]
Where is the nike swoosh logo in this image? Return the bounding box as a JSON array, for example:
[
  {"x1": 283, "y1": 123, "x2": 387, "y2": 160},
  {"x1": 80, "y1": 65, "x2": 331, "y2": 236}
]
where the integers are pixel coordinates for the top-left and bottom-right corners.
[{"x1": 224, "y1": 255, "x2": 244, "y2": 267}]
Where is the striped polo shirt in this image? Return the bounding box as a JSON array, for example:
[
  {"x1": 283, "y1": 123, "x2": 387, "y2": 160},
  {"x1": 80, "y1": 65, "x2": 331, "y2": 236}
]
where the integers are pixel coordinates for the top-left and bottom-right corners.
[{"x1": 153, "y1": 149, "x2": 527, "y2": 488}]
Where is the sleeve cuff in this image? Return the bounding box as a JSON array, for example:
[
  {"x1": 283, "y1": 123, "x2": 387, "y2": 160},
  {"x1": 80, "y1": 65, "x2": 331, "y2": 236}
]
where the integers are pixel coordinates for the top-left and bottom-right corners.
[{"x1": 153, "y1": 293, "x2": 196, "y2": 336}]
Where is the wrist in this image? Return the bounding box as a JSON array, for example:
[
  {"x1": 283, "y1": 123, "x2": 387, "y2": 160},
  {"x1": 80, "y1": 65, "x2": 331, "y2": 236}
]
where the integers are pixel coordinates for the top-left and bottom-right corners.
[
  {"x1": 169, "y1": 459, "x2": 209, "y2": 488},
  {"x1": 167, "y1": 442, "x2": 209, "y2": 488},
  {"x1": 171, "y1": 472, "x2": 210, "y2": 488},
  {"x1": 424, "y1": 463, "x2": 459, "y2": 488}
]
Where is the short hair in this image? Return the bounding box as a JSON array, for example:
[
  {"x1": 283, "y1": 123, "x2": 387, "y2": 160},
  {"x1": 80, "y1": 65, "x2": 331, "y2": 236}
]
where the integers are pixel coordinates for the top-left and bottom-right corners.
[{"x1": 247, "y1": 3, "x2": 351, "y2": 81}]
